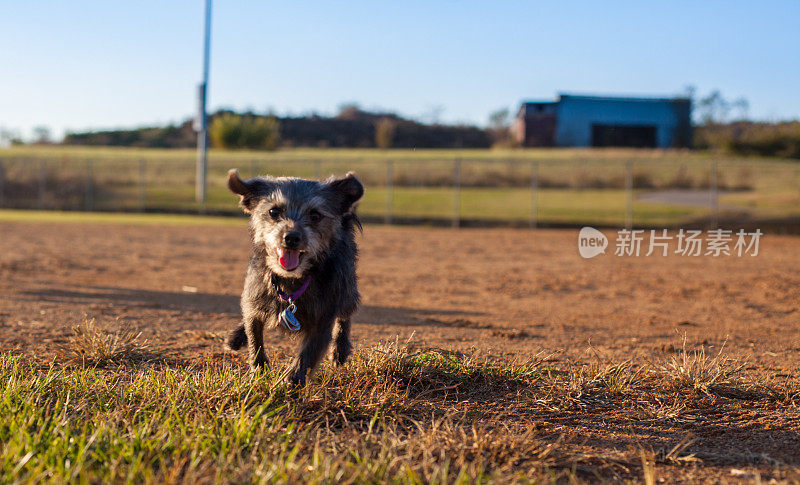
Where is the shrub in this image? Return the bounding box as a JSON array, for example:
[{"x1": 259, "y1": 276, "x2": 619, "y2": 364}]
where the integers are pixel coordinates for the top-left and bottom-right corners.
[
  {"x1": 374, "y1": 117, "x2": 397, "y2": 149},
  {"x1": 668, "y1": 165, "x2": 695, "y2": 189},
  {"x1": 209, "y1": 114, "x2": 280, "y2": 150},
  {"x1": 695, "y1": 121, "x2": 800, "y2": 159}
]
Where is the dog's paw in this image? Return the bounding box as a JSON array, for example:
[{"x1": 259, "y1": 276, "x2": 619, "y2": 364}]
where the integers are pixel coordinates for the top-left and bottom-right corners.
[
  {"x1": 329, "y1": 349, "x2": 351, "y2": 367},
  {"x1": 284, "y1": 370, "x2": 306, "y2": 389},
  {"x1": 249, "y1": 356, "x2": 270, "y2": 373},
  {"x1": 329, "y1": 343, "x2": 352, "y2": 366}
]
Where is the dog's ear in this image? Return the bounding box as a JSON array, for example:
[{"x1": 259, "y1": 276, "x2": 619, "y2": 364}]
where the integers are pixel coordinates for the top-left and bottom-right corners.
[
  {"x1": 228, "y1": 169, "x2": 267, "y2": 213},
  {"x1": 326, "y1": 172, "x2": 364, "y2": 214}
]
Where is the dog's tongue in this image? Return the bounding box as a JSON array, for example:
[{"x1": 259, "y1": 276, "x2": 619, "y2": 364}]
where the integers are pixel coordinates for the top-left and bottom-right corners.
[{"x1": 278, "y1": 249, "x2": 300, "y2": 271}]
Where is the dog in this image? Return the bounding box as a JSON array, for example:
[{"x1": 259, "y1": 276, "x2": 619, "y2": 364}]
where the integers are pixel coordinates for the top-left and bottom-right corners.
[{"x1": 224, "y1": 169, "x2": 364, "y2": 387}]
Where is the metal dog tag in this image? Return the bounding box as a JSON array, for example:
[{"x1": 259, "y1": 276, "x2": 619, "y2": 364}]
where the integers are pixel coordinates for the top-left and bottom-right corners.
[{"x1": 279, "y1": 302, "x2": 301, "y2": 331}]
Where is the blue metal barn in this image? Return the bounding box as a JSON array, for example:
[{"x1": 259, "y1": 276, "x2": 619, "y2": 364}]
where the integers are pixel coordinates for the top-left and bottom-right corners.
[{"x1": 514, "y1": 94, "x2": 692, "y2": 148}]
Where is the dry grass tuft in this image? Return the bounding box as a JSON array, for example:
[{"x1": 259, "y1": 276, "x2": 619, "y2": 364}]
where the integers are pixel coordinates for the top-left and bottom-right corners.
[
  {"x1": 293, "y1": 338, "x2": 548, "y2": 424},
  {"x1": 581, "y1": 360, "x2": 646, "y2": 394},
  {"x1": 69, "y1": 318, "x2": 151, "y2": 366},
  {"x1": 653, "y1": 439, "x2": 702, "y2": 465},
  {"x1": 635, "y1": 399, "x2": 697, "y2": 423},
  {"x1": 657, "y1": 337, "x2": 746, "y2": 394},
  {"x1": 767, "y1": 381, "x2": 800, "y2": 406},
  {"x1": 638, "y1": 440, "x2": 701, "y2": 485}
]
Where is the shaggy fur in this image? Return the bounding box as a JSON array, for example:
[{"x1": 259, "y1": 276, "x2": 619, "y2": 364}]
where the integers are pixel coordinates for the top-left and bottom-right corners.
[{"x1": 224, "y1": 169, "x2": 363, "y2": 387}]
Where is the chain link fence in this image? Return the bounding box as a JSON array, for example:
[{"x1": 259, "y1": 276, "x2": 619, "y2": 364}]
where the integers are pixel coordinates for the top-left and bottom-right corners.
[{"x1": 0, "y1": 152, "x2": 798, "y2": 230}]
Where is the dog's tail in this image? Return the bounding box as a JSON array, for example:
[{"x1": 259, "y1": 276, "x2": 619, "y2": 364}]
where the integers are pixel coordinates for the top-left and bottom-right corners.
[{"x1": 225, "y1": 325, "x2": 247, "y2": 351}]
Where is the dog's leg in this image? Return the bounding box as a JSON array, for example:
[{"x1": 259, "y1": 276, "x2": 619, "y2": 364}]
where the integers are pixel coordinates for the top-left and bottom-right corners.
[
  {"x1": 244, "y1": 317, "x2": 269, "y2": 371},
  {"x1": 329, "y1": 317, "x2": 352, "y2": 366},
  {"x1": 286, "y1": 322, "x2": 333, "y2": 387}
]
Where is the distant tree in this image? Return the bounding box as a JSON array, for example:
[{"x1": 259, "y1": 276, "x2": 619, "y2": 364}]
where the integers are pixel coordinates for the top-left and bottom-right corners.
[
  {"x1": 698, "y1": 91, "x2": 729, "y2": 124},
  {"x1": 487, "y1": 108, "x2": 514, "y2": 148},
  {"x1": 488, "y1": 108, "x2": 509, "y2": 130},
  {"x1": 420, "y1": 105, "x2": 445, "y2": 125},
  {"x1": 209, "y1": 114, "x2": 242, "y2": 148},
  {"x1": 33, "y1": 125, "x2": 52, "y2": 144},
  {"x1": 697, "y1": 90, "x2": 749, "y2": 125},
  {"x1": 0, "y1": 127, "x2": 20, "y2": 147},
  {"x1": 680, "y1": 85, "x2": 696, "y2": 101},
  {"x1": 209, "y1": 114, "x2": 280, "y2": 150},
  {"x1": 242, "y1": 116, "x2": 280, "y2": 149},
  {"x1": 337, "y1": 103, "x2": 362, "y2": 120},
  {"x1": 374, "y1": 117, "x2": 397, "y2": 149},
  {"x1": 731, "y1": 98, "x2": 750, "y2": 121}
]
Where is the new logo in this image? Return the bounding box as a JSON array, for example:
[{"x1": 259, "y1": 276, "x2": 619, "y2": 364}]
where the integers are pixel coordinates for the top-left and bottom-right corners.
[{"x1": 578, "y1": 227, "x2": 608, "y2": 258}]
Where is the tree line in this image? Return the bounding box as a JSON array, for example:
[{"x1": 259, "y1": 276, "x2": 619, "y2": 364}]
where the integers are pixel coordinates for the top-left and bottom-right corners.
[
  {"x1": 691, "y1": 90, "x2": 800, "y2": 158},
  {"x1": 62, "y1": 106, "x2": 491, "y2": 150},
  {"x1": 40, "y1": 93, "x2": 800, "y2": 159}
]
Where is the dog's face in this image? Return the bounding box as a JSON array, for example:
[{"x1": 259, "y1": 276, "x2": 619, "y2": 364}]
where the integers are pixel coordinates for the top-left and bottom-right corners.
[{"x1": 228, "y1": 169, "x2": 363, "y2": 279}]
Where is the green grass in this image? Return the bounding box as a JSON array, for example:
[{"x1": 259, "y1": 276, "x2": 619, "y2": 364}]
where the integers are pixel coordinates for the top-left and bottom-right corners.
[
  {"x1": 2, "y1": 325, "x2": 797, "y2": 484},
  {"x1": 0, "y1": 209, "x2": 246, "y2": 226},
  {"x1": 2, "y1": 145, "x2": 798, "y2": 227},
  {"x1": 720, "y1": 189, "x2": 800, "y2": 218},
  {"x1": 0, "y1": 343, "x2": 564, "y2": 484},
  {"x1": 369, "y1": 187, "x2": 699, "y2": 226},
  {"x1": 0, "y1": 187, "x2": 696, "y2": 228}
]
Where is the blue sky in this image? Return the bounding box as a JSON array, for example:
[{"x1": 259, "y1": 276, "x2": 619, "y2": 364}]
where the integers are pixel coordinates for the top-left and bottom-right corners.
[{"x1": 2, "y1": 1, "x2": 799, "y2": 140}]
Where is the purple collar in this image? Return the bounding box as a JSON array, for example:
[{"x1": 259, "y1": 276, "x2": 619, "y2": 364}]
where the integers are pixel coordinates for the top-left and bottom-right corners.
[{"x1": 275, "y1": 275, "x2": 312, "y2": 303}]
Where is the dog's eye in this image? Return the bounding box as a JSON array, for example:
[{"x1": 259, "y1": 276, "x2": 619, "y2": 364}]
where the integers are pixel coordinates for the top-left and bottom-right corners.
[
  {"x1": 268, "y1": 207, "x2": 282, "y2": 220},
  {"x1": 309, "y1": 209, "x2": 322, "y2": 222}
]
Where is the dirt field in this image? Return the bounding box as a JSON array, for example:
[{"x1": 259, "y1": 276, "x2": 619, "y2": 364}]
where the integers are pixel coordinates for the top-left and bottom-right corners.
[{"x1": 1, "y1": 220, "x2": 799, "y2": 481}]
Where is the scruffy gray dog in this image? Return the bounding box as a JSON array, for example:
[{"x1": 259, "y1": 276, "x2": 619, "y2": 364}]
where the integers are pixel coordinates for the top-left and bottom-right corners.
[{"x1": 224, "y1": 169, "x2": 363, "y2": 387}]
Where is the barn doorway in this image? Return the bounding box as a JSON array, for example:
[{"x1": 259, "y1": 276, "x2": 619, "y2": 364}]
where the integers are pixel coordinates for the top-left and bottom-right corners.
[{"x1": 591, "y1": 124, "x2": 657, "y2": 148}]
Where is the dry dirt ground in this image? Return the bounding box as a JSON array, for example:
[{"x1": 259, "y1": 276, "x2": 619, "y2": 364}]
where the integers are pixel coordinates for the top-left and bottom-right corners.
[{"x1": 1, "y1": 220, "x2": 799, "y2": 481}]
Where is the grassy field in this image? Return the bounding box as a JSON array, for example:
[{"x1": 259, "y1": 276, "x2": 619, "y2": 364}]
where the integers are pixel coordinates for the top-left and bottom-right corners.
[
  {"x1": 0, "y1": 209, "x2": 246, "y2": 226},
  {"x1": 3, "y1": 323, "x2": 796, "y2": 484},
  {"x1": 0, "y1": 198, "x2": 695, "y2": 229},
  {"x1": 0, "y1": 144, "x2": 750, "y2": 161},
  {"x1": 1, "y1": 146, "x2": 797, "y2": 227}
]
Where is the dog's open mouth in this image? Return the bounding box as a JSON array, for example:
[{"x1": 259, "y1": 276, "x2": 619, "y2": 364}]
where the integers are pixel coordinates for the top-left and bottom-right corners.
[{"x1": 278, "y1": 248, "x2": 303, "y2": 271}]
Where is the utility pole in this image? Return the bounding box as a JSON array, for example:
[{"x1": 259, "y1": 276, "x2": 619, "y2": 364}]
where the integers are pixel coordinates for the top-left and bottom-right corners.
[{"x1": 196, "y1": 0, "x2": 212, "y2": 208}]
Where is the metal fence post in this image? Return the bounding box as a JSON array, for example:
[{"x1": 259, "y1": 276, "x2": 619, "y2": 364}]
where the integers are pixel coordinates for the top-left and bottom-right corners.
[
  {"x1": 138, "y1": 158, "x2": 146, "y2": 212},
  {"x1": 625, "y1": 161, "x2": 633, "y2": 230},
  {"x1": 452, "y1": 158, "x2": 461, "y2": 228},
  {"x1": 385, "y1": 160, "x2": 394, "y2": 225},
  {"x1": 794, "y1": 167, "x2": 800, "y2": 204},
  {"x1": 0, "y1": 160, "x2": 5, "y2": 209},
  {"x1": 38, "y1": 160, "x2": 46, "y2": 210},
  {"x1": 710, "y1": 161, "x2": 719, "y2": 229},
  {"x1": 530, "y1": 161, "x2": 539, "y2": 229},
  {"x1": 84, "y1": 160, "x2": 94, "y2": 211}
]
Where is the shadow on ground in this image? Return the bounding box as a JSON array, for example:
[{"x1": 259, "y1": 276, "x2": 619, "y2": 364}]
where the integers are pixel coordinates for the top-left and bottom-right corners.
[{"x1": 20, "y1": 285, "x2": 486, "y2": 328}]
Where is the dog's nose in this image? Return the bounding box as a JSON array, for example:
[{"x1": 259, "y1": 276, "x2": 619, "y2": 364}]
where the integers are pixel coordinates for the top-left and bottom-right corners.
[{"x1": 284, "y1": 232, "x2": 302, "y2": 249}]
